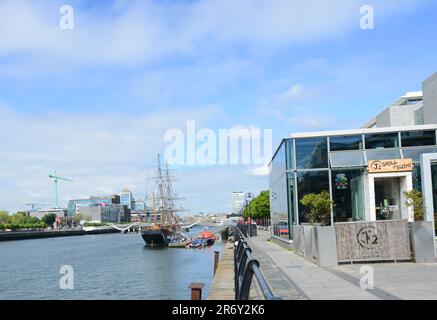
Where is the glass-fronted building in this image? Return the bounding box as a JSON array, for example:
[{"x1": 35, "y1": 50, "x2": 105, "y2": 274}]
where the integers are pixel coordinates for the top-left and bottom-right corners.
[
  {"x1": 269, "y1": 125, "x2": 437, "y2": 241},
  {"x1": 67, "y1": 195, "x2": 120, "y2": 216}
]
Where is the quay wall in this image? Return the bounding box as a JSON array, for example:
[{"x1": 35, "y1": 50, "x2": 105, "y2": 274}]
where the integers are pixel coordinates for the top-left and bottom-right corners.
[{"x1": 0, "y1": 228, "x2": 119, "y2": 242}]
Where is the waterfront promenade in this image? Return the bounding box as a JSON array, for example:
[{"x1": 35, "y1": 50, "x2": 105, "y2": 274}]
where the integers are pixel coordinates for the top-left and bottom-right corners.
[{"x1": 246, "y1": 230, "x2": 437, "y2": 300}]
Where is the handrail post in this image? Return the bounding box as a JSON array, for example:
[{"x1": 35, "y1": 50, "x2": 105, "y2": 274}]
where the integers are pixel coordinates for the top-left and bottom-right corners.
[
  {"x1": 188, "y1": 282, "x2": 205, "y2": 300},
  {"x1": 214, "y1": 251, "x2": 220, "y2": 275}
]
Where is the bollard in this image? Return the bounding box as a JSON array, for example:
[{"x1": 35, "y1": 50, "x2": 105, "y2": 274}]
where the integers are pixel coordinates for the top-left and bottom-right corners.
[
  {"x1": 214, "y1": 251, "x2": 220, "y2": 275},
  {"x1": 188, "y1": 282, "x2": 205, "y2": 300}
]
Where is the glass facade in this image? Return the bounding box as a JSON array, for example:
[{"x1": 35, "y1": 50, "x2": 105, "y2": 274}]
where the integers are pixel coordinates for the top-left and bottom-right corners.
[
  {"x1": 365, "y1": 133, "x2": 399, "y2": 149},
  {"x1": 295, "y1": 137, "x2": 328, "y2": 169},
  {"x1": 269, "y1": 141, "x2": 289, "y2": 239},
  {"x1": 297, "y1": 171, "x2": 330, "y2": 224},
  {"x1": 331, "y1": 169, "x2": 365, "y2": 222},
  {"x1": 401, "y1": 130, "x2": 436, "y2": 147},
  {"x1": 432, "y1": 164, "x2": 437, "y2": 222},
  {"x1": 269, "y1": 127, "x2": 437, "y2": 241},
  {"x1": 330, "y1": 135, "x2": 363, "y2": 151}
]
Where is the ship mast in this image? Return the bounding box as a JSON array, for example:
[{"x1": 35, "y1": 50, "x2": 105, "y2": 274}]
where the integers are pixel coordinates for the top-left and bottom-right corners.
[{"x1": 152, "y1": 154, "x2": 181, "y2": 231}]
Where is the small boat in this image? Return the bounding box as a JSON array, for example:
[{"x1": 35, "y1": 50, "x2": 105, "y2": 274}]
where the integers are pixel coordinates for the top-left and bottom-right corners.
[
  {"x1": 197, "y1": 228, "x2": 216, "y2": 246},
  {"x1": 186, "y1": 238, "x2": 208, "y2": 249},
  {"x1": 168, "y1": 231, "x2": 192, "y2": 248}
]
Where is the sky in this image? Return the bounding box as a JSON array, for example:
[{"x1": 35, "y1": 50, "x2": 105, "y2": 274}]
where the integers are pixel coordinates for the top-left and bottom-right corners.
[{"x1": 1, "y1": 0, "x2": 437, "y2": 214}]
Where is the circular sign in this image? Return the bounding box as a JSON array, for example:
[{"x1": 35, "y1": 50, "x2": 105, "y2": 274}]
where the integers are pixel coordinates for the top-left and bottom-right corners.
[
  {"x1": 356, "y1": 226, "x2": 379, "y2": 250},
  {"x1": 245, "y1": 192, "x2": 254, "y2": 202}
]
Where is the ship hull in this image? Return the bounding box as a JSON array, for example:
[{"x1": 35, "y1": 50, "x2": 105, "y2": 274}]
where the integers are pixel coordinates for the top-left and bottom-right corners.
[{"x1": 141, "y1": 229, "x2": 169, "y2": 247}]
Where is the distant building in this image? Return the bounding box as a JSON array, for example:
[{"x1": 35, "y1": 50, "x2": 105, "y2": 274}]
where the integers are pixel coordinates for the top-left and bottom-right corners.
[
  {"x1": 362, "y1": 72, "x2": 437, "y2": 128},
  {"x1": 120, "y1": 189, "x2": 134, "y2": 210},
  {"x1": 232, "y1": 191, "x2": 245, "y2": 215},
  {"x1": 133, "y1": 199, "x2": 146, "y2": 211},
  {"x1": 68, "y1": 195, "x2": 120, "y2": 216},
  {"x1": 30, "y1": 208, "x2": 68, "y2": 220},
  {"x1": 77, "y1": 205, "x2": 130, "y2": 223}
]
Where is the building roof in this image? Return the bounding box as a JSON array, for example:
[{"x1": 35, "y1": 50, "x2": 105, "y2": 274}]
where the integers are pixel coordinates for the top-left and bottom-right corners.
[{"x1": 289, "y1": 124, "x2": 437, "y2": 139}]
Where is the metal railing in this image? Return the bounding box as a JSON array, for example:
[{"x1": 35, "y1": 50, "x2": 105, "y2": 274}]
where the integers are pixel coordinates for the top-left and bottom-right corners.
[
  {"x1": 236, "y1": 223, "x2": 257, "y2": 237},
  {"x1": 233, "y1": 227, "x2": 281, "y2": 300}
]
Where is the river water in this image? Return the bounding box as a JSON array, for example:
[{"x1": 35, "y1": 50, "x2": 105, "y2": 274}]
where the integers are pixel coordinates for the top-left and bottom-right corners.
[{"x1": 0, "y1": 227, "x2": 224, "y2": 300}]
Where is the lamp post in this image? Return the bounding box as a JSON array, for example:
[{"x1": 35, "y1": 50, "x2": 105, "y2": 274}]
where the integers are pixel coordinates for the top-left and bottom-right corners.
[{"x1": 245, "y1": 192, "x2": 254, "y2": 237}]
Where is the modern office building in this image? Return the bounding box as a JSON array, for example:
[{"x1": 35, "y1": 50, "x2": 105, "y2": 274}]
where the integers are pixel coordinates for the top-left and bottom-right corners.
[
  {"x1": 133, "y1": 199, "x2": 146, "y2": 211},
  {"x1": 269, "y1": 72, "x2": 437, "y2": 243},
  {"x1": 77, "y1": 205, "x2": 130, "y2": 223},
  {"x1": 362, "y1": 72, "x2": 437, "y2": 128},
  {"x1": 232, "y1": 191, "x2": 246, "y2": 215},
  {"x1": 67, "y1": 195, "x2": 120, "y2": 216},
  {"x1": 120, "y1": 189, "x2": 134, "y2": 210}
]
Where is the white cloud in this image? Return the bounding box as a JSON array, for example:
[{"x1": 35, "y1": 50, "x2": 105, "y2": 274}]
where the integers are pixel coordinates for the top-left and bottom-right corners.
[
  {"x1": 0, "y1": 104, "x2": 269, "y2": 214},
  {"x1": 0, "y1": 104, "x2": 222, "y2": 211},
  {"x1": 0, "y1": 0, "x2": 423, "y2": 76}
]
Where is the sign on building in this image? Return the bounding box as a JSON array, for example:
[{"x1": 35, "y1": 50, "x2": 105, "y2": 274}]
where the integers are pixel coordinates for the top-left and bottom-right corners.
[{"x1": 367, "y1": 158, "x2": 413, "y2": 173}]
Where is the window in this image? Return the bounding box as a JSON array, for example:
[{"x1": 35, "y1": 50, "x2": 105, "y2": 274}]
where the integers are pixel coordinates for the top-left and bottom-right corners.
[
  {"x1": 270, "y1": 161, "x2": 289, "y2": 239},
  {"x1": 365, "y1": 133, "x2": 399, "y2": 149},
  {"x1": 401, "y1": 130, "x2": 436, "y2": 147},
  {"x1": 432, "y1": 164, "x2": 437, "y2": 218},
  {"x1": 331, "y1": 169, "x2": 365, "y2": 222},
  {"x1": 287, "y1": 172, "x2": 296, "y2": 238},
  {"x1": 402, "y1": 146, "x2": 437, "y2": 163},
  {"x1": 329, "y1": 150, "x2": 366, "y2": 168},
  {"x1": 285, "y1": 139, "x2": 293, "y2": 170},
  {"x1": 329, "y1": 135, "x2": 363, "y2": 151},
  {"x1": 412, "y1": 164, "x2": 422, "y2": 192},
  {"x1": 366, "y1": 149, "x2": 402, "y2": 161},
  {"x1": 295, "y1": 137, "x2": 328, "y2": 169},
  {"x1": 297, "y1": 170, "x2": 330, "y2": 224}
]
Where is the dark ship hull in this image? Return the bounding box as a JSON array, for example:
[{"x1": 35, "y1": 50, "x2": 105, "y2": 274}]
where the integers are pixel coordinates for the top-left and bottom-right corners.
[{"x1": 141, "y1": 228, "x2": 169, "y2": 247}]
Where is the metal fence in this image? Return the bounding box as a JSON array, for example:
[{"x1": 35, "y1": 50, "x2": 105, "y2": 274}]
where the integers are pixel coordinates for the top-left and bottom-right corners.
[
  {"x1": 233, "y1": 227, "x2": 281, "y2": 300},
  {"x1": 236, "y1": 223, "x2": 257, "y2": 237}
]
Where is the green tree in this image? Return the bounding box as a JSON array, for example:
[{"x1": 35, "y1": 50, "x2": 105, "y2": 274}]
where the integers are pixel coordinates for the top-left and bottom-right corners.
[
  {"x1": 73, "y1": 213, "x2": 83, "y2": 223},
  {"x1": 404, "y1": 189, "x2": 425, "y2": 221},
  {"x1": 300, "y1": 191, "x2": 333, "y2": 225},
  {"x1": 10, "y1": 212, "x2": 27, "y2": 225},
  {"x1": 243, "y1": 190, "x2": 270, "y2": 219},
  {"x1": 41, "y1": 213, "x2": 57, "y2": 226},
  {"x1": 0, "y1": 210, "x2": 10, "y2": 224}
]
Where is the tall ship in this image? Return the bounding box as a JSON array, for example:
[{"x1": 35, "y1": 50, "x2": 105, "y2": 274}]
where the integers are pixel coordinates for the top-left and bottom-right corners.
[{"x1": 141, "y1": 155, "x2": 186, "y2": 247}]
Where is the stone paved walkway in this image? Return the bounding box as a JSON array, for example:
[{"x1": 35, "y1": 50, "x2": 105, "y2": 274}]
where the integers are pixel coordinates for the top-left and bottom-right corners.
[
  {"x1": 246, "y1": 231, "x2": 378, "y2": 300},
  {"x1": 246, "y1": 230, "x2": 437, "y2": 300},
  {"x1": 210, "y1": 231, "x2": 437, "y2": 300}
]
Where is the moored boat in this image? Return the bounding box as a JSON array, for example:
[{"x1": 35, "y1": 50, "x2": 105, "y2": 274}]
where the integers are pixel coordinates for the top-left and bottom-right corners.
[
  {"x1": 141, "y1": 225, "x2": 169, "y2": 247},
  {"x1": 198, "y1": 228, "x2": 216, "y2": 246}
]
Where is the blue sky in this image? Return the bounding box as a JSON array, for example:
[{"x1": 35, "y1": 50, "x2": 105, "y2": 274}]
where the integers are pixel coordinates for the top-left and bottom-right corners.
[{"x1": 1, "y1": 0, "x2": 437, "y2": 213}]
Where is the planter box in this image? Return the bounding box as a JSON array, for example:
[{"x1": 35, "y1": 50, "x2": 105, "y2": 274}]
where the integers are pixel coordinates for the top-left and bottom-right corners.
[
  {"x1": 293, "y1": 224, "x2": 338, "y2": 267},
  {"x1": 410, "y1": 221, "x2": 436, "y2": 263}
]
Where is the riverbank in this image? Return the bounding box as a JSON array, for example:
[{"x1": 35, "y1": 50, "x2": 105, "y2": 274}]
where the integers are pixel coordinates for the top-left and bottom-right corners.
[
  {"x1": 207, "y1": 237, "x2": 264, "y2": 300},
  {"x1": 0, "y1": 227, "x2": 119, "y2": 242}
]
